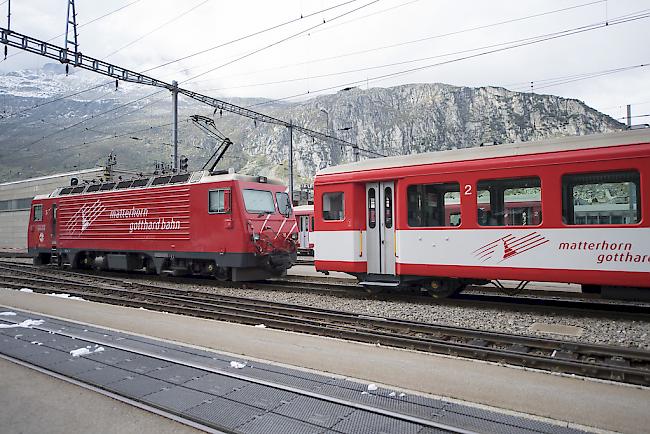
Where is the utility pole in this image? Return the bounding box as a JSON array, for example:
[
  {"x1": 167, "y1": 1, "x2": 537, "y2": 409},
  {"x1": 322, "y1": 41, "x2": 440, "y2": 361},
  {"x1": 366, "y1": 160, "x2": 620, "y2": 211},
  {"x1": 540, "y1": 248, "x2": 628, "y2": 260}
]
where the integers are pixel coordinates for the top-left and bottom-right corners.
[
  {"x1": 288, "y1": 121, "x2": 294, "y2": 205},
  {"x1": 627, "y1": 104, "x2": 632, "y2": 128},
  {"x1": 172, "y1": 80, "x2": 179, "y2": 171},
  {"x1": 64, "y1": 0, "x2": 78, "y2": 55},
  {"x1": 4, "y1": 0, "x2": 9, "y2": 59}
]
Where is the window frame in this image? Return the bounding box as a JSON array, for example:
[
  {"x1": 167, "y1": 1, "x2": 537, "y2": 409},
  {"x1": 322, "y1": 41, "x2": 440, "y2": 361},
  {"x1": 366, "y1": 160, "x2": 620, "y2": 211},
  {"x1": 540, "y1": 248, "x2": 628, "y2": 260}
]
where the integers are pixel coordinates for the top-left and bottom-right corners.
[
  {"x1": 275, "y1": 191, "x2": 292, "y2": 217},
  {"x1": 406, "y1": 181, "x2": 461, "y2": 228},
  {"x1": 476, "y1": 176, "x2": 542, "y2": 228},
  {"x1": 242, "y1": 188, "x2": 276, "y2": 214},
  {"x1": 562, "y1": 170, "x2": 641, "y2": 226},
  {"x1": 322, "y1": 191, "x2": 345, "y2": 221},
  {"x1": 208, "y1": 188, "x2": 231, "y2": 214},
  {"x1": 33, "y1": 204, "x2": 43, "y2": 222}
]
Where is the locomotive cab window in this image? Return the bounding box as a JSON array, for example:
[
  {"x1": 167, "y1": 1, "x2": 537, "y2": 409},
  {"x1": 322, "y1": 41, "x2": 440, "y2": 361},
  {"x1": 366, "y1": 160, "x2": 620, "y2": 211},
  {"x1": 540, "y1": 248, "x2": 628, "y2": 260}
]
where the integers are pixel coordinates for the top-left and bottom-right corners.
[
  {"x1": 407, "y1": 182, "x2": 460, "y2": 227},
  {"x1": 477, "y1": 177, "x2": 541, "y2": 226},
  {"x1": 32, "y1": 204, "x2": 43, "y2": 222},
  {"x1": 243, "y1": 189, "x2": 275, "y2": 214},
  {"x1": 276, "y1": 192, "x2": 292, "y2": 217},
  {"x1": 323, "y1": 192, "x2": 345, "y2": 221},
  {"x1": 562, "y1": 170, "x2": 641, "y2": 225},
  {"x1": 209, "y1": 189, "x2": 231, "y2": 213}
]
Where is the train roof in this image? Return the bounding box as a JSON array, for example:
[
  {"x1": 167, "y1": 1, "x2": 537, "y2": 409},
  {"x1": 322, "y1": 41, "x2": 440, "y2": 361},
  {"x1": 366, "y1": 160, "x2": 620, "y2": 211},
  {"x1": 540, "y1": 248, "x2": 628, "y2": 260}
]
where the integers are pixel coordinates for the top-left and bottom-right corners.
[
  {"x1": 293, "y1": 205, "x2": 314, "y2": 213},
  {"x1": 317, "y1": 129, "x2": 650, "y2": 176},
  {"x1": 33, "y1": 170, "x2": 284, "y2": 200}
]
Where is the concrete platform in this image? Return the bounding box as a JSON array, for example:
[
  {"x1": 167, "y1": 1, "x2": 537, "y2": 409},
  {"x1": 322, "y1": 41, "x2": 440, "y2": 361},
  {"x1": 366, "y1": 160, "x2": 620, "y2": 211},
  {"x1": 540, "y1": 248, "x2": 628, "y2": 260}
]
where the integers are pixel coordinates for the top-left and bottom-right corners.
[
  {"x1": 0, "y1": 357, "x2": 203, "y2": 434},
  {"x1": 1, "y1": 288, "x2": 649, "y2": 433}
]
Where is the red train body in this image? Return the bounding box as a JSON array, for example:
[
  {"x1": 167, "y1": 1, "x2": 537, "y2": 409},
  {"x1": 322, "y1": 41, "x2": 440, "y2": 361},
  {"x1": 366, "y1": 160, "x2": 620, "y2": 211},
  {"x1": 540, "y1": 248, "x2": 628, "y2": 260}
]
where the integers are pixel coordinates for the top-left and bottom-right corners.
[
  {"x1": 313, "y1": 129, "x2": 650, "y2": 297},
  {"x1": 28, "y1": 172, "x2": 297, "y2": 281},
  {"x1": 293, "y1": 205, "x2": 314, "y2": 255}
]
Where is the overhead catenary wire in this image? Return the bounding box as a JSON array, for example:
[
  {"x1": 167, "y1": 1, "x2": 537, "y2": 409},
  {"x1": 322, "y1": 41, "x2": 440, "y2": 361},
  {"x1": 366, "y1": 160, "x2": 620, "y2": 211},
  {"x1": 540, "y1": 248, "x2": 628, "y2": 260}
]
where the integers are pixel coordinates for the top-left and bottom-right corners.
[
  {"x1": 103, "y1": 0, "x2": 210, "y2": 59},
  {"x1": 2, "y1": 0, "x2": 143, "y2": 61},
  {"x1": 179, "y1": 0, "x2": 379, "y2": 85},
  {"x1": 2, "y1": 2, "x2": 636, "y2": 164},
  {"x1": 0, "y1": 1, "x2": 382, "y2": 159},
  {"x1": 19, "y1": 89, "x2": 166, "y2": 151},
  {"x1": 247, "y1": 9, "x2": 650, "y2": 108},
  {"x1": 141, "y1": 0, "x2": 363, "y2": 75},
  {"x1": 0, "y1": 81, "x2": 111, "y2": 119},
  {"x1": 9, "y1": 120, "x2": 188, "y2": 164},
  {"x1": 181, "y1": 0, "x2": 608, "y2": 90}
]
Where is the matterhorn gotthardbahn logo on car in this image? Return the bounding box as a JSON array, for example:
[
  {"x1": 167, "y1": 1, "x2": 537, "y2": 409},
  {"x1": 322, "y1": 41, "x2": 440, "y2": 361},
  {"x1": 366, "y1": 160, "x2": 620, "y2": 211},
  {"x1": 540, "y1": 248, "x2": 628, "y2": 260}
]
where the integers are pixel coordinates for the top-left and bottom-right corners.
[
  {"x1": 472, "y1": 232, "x2": 549, "y2": 263},
  {"x1": 64, "y1": 199, "x2": 106, "y2": 236}
]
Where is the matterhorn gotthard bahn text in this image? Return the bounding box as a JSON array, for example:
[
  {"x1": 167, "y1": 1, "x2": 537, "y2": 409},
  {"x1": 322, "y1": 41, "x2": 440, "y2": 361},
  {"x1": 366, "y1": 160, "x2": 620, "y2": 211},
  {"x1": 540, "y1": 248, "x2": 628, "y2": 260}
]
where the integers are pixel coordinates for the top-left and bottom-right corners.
[{"x1": 0, "y1": 64, "x2": 622, "y2": 182}]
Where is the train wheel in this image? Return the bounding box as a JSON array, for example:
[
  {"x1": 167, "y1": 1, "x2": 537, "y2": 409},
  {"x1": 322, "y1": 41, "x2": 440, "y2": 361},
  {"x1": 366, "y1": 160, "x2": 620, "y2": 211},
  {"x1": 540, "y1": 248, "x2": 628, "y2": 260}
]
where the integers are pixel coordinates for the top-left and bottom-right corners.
[
  {"x1": 425, "y1": 279, "x2": 464, "y2": 299},
  {"x1": 214, "y1": 266, "x2": 231, "y2": 281}
]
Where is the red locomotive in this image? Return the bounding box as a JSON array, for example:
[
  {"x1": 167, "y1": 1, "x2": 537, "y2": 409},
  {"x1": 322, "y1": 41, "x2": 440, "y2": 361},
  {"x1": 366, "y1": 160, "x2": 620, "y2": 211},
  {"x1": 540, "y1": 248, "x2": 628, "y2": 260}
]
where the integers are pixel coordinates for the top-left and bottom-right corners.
[
  {"x1": 293, "y1": 205, "x2": 314, "y2": 255},
  {"x1": 28, "y1": 171, "x2": 297, "y2": 281},
  {"x1": 313, "y1": 129, "x2": 650, "y2": 298}
]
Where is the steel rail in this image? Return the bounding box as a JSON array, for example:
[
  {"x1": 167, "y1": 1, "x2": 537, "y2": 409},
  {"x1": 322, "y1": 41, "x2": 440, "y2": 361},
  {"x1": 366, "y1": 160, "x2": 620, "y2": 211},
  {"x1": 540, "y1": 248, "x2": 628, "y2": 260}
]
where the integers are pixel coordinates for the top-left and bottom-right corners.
[
  {"x1": 1, "y1": 260, "x2": 649, "y2": 318},
  {"x1": 1, "y1": 267, "x2": 649, "y2": 386}
]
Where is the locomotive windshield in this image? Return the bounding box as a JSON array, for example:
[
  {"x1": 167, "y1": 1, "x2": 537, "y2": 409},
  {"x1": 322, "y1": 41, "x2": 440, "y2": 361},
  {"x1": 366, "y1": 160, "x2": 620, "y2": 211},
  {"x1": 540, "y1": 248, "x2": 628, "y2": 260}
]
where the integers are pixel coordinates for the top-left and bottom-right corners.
[
  {"x1": 243, "y1": 189, "x2": 276, "y2": 214},
  {"x1": 276, "y1": 192, "x2": 292, "y2": 217}
]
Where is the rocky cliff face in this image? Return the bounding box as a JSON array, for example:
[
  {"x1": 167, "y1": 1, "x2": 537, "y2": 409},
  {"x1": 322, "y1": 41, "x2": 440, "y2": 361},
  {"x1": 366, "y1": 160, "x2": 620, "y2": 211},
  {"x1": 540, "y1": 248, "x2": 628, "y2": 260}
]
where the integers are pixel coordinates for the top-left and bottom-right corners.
[{"x1": 0, "y1": 66, "x2": 624, "y2": 183}]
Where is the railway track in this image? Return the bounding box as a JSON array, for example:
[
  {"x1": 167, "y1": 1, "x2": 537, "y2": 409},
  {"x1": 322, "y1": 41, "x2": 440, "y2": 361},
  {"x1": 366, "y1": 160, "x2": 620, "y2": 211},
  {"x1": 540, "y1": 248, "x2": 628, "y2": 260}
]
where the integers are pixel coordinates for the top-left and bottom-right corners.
[
  {"x1": 1, "y1": 262, "x2": 649, "y2": 386},
  {"x1": 1, "y1": 259, "x2": 649, "y2": 319}
]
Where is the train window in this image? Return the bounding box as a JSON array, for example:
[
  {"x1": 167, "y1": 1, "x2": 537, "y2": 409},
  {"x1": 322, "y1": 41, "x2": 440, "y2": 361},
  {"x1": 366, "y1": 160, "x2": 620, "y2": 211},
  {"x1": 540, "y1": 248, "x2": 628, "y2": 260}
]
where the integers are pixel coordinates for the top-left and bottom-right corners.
[
  {"x1": 71, "y1": 186, "x2": 86, "y2": 194},
  {"x1": 209, "y1": 189, "x2": 230, "y2": 213},
  {"x1": 276, "y1": 192, "x2": 292, "y2": 217},
  {"x1": 562, "y1": 171, "x2": 640, "y2": 225},
  {"x1": 407, "y1": 182, "x2": 460, "y2": 227},
  {"x1": 243, "y1": 189, "x2": 276, "y2": 214},
  {"x1": 86, "y1": 184, "x2": 101, "y2": 192},
  {"x1": 59, "y1": 187, "x2": 73, "y2": 195},
  {"x1": 384, "y1": 187, "x2": 393, "y2": 229},
  {"x1": 368, "y1": 188, "x2": 376, "y2": 229},
  {"x1": 477, "y1": 177, "x2": 541, "y2": 226},
  {"x1": 115, "y1": 180, "x2": 133, "y2": 189},
  {"x1": 311, "y1": 216, "x2": 315, "y2": 231},
  {"x1": 323, "y1": 192, "x2": 345, "y2": 221},
  {"x1": 33, "y1": 204, "x2": 43, "y2": 222}
]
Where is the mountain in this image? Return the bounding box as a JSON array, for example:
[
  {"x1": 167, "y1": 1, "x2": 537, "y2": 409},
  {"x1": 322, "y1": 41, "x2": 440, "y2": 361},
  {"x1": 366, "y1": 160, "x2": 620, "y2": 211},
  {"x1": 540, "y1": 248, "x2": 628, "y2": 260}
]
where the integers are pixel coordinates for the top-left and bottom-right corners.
[{"x1": 0, "y1": 65, "x2": 624, "y2": 184}]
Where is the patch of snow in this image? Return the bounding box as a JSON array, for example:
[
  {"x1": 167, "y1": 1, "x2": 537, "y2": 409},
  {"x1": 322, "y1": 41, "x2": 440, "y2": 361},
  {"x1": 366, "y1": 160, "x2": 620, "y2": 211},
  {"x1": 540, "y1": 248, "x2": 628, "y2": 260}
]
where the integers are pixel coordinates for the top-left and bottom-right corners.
[
  {"x1": 230, "y1": 361, "x2": 247, "y2": 369},
  {"x1": 19, "y1": 288, "x2": 34, "y2": 293},
  {"x1": 367, "y1": 384, "x2": 378, "y2": 391},
  {"x1": 399, "y1": 393, "x2": 406, "y2": 397},
  {"x1": 47, "y1": 292, "x2": 85, "y2": 301},
  {"x1": 70, "y1": 346, "x2": 104, "y2": 357},
  {"x1": 254, "y1": 324, "x2": 266, "y2": 328},
  {"x1": 70, "y1": 347, "x2": 91, "y2": 357},
  {"x1": 0, "y1": 312, "x2": 17, "y2": 316},
  {"x1": 0, "y1": 319, "x2": 44, "y2": 329},
  {"x1": 388, "y1": 392, "x2": 396, "y2": 397},
  {"x1": 361, "y1": 391, "x2": 369, "y2": 395},
  {"x1": 30, "y1": 341, "x2": 43, "y2": 346}
]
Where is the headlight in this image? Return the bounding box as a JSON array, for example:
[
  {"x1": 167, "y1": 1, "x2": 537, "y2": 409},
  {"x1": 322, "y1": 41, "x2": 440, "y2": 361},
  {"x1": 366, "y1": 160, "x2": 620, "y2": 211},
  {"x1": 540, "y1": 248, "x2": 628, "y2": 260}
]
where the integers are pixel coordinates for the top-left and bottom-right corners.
[
  {"x1": 252, "y1": 233, "x2": 260, "y2": 241},
  {"x1": 290, "y1": 233, "x2": 298, "y2": 240}
]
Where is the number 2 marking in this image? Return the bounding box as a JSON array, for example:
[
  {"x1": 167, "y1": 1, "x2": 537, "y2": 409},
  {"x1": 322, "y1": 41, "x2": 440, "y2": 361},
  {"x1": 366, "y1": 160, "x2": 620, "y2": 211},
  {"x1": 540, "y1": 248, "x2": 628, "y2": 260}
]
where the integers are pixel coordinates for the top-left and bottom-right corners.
[{"x1": 464, "y1": 184, "x2": 472, "y2": 195}]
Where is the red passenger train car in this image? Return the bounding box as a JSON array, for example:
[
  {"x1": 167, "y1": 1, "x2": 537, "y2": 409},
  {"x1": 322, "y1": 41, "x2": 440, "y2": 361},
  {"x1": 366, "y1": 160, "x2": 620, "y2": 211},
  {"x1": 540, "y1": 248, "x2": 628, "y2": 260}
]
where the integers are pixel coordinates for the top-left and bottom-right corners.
[
  {"x1": 293, "y1": 205, "x2": 314, "y2": 255},
  {"x1": 28, "y1": 171, "x2": 297, "y2": 281},
  {"x1": 313, "y1": 129, "x2": 650, "y2": 297}
]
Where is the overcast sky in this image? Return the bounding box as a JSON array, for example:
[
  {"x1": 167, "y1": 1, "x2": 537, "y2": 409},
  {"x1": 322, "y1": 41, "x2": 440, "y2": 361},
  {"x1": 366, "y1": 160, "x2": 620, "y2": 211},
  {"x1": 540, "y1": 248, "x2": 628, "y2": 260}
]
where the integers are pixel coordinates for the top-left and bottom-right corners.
[{"x1": 1, "y1": 0, "x2": 649, "y2": 123}]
